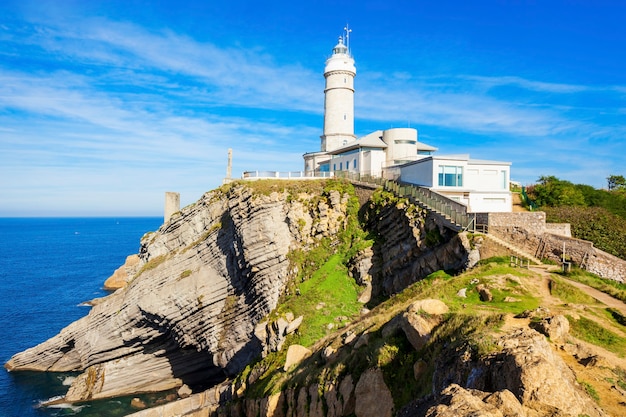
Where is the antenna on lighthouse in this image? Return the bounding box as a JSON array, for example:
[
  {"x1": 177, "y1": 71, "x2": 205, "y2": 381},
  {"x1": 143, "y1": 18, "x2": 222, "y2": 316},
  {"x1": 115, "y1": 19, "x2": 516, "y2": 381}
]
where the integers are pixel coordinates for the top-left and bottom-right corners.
[{"x1": 343, "y1": 24, "x2": 352, "y2": 54}]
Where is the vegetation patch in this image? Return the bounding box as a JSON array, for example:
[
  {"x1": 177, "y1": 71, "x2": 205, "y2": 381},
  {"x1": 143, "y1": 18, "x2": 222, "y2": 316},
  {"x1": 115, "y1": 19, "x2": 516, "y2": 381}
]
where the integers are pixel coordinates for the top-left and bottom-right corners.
[
  {"x1": 558, "y1": 268, "x2": 626, "y2": 304},
  {"x1": 567, "y1": 315, "x2": 626, "y2": 357},
  {"x1": 549, "y1": 277, "x2": 598, "y2": 305},
  {"x1": 279, "y1": 253, "x2": 362, "y2": 347},
  {"x1": 134, "y1": 254, "x2": 168, "y2": 278},
  {"x1": 579, "y1": 380, "x2": 600, "y2": 402}
]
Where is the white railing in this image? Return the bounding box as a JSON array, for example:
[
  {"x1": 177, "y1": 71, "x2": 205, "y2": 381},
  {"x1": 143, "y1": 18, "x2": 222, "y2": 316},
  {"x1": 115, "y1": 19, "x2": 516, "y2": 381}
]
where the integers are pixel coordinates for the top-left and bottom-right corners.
[{"x1": 241, "y1": 171, "x2": 335, "y2": 180}]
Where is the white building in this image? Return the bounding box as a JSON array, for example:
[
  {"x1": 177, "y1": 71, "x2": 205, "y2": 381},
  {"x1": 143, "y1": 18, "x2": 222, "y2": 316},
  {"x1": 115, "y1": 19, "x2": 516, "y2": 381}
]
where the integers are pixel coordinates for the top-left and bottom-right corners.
[
  {"x1": 398, "y1": 155, "x2": 512, "y2": 213},
  {"x1": 302, "y1": 31, "x2": 512, "y2": 213}
]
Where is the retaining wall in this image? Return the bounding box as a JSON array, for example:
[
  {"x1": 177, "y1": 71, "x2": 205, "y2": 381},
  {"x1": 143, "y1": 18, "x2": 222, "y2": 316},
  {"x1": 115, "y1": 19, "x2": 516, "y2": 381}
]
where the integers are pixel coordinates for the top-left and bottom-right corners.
[{"x1": 477, "y1": 211, "x2": 626, "y2": 282}]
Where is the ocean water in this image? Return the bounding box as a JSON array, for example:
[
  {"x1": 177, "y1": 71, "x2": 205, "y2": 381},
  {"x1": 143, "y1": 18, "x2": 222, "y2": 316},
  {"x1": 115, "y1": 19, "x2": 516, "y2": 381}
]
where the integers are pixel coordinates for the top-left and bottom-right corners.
[{"x1": 0, "y1": 217, "x2": 163, "y2": 417}]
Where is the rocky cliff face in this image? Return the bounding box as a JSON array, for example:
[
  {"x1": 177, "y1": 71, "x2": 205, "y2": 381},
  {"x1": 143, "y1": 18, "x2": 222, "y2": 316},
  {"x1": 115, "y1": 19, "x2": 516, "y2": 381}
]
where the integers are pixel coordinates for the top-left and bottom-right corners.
[
  {"x1": 5, "y1": 182, "x2": 353, "y2": 401},
  {"x1": 362, "y1": 192, "x2": 479, "y2": 296},
  {"x1": 127, "y1": 307, "x2": 607, "y2": 417}
]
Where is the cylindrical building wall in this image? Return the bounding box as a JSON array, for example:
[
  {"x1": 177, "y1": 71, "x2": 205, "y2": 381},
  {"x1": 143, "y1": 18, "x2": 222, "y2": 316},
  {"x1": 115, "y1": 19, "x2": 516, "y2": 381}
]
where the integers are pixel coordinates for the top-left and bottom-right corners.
[
  {"x1": 323, "y1": 71, "x2": 355, "y2": 151},
  {"x1": 382, "y1": 128, "x2": 418, "y2": 164},
  {"x1": 321, "y1": 37, "x2": 356, "y2": 152}
]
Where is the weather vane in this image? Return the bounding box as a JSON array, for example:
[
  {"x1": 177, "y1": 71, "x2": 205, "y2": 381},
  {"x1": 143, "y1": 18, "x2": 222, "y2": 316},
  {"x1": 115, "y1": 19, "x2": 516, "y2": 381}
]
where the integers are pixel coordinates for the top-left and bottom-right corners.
[{"x1": 343, "y1": 24, "x2": 352, "y2": 53}]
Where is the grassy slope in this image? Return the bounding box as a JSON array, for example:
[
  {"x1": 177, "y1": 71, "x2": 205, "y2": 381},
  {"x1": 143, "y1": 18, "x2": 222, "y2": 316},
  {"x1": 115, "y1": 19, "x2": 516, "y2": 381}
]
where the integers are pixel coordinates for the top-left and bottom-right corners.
[{"x1": 229, "y1": 182, "x2": 626, "y2": 414}]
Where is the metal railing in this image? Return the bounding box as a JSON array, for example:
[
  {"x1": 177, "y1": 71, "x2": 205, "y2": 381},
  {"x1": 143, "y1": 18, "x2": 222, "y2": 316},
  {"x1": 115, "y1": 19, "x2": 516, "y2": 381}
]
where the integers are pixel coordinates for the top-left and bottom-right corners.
[
  {"x1": 382, "y1": 181, "x2": 476, "y2": 231},
  {"x1": 239, "y1": 170, "x2": 475, "y2": 231},
  {"x1": 242, "y1": 171, "x2": 334, "y2": 179}
]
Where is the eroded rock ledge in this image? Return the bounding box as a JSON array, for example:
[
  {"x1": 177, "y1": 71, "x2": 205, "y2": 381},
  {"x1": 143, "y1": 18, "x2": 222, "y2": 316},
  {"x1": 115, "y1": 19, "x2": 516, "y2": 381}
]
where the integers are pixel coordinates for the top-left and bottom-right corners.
[
  {"x1": 5, "y1": 181, "x2": 474, "y2": 406},
  {"x1": 5, "y1": 184, "x2": 354, "y2": 402}
]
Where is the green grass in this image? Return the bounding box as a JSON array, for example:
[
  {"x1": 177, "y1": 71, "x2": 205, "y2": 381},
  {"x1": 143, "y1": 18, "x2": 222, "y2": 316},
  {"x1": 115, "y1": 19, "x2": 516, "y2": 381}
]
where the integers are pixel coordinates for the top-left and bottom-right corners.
[
  {"x1": 558, "y1": 268, "x2": 626, "y2": 304},
  {"x1": 567, "y1": 315, "x2": 626, "y2": 357},
  {"x1": 549, "y1": 277, "x2": 599, "y2": 305},
  {"x1": 133, "y1": 254, "x2": 168, "y2": 278},
  {"x1": 579, "y1": 380, "x2": 600, "y2": 402},
  {"x1": 395, "y1": 259, "x2": 540, "y2": 315},
  {"x1": 277, "y1": 253, "x2": 362, "y2": 347}
]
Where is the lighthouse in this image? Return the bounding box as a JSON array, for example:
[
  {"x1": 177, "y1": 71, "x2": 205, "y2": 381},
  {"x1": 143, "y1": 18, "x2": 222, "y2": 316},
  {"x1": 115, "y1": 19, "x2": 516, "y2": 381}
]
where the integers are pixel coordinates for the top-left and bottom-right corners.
[{"x1": 321, "y1": 33, "x2": 356, "y2": 152}]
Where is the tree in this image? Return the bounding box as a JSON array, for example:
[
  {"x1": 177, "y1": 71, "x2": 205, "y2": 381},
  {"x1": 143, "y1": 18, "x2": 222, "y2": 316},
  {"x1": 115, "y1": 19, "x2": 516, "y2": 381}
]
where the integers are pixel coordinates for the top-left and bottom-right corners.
[
  {"x1": 527, "y1": 176, "x2": 585, "y2": 207},
  {"x1": 607, "y1": 175, "x2": 626, "y2": 191}
]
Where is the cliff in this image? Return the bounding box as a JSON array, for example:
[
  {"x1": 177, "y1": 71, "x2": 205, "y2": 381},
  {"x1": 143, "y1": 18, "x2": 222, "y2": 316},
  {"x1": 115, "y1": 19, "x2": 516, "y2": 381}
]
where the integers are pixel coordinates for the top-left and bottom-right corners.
[
  {"x1": 5, "y1": 181, "x2": 350, "y2": 399},
  {"x1": 6, "y1": 180, "x2": 622, "y2": 417}
]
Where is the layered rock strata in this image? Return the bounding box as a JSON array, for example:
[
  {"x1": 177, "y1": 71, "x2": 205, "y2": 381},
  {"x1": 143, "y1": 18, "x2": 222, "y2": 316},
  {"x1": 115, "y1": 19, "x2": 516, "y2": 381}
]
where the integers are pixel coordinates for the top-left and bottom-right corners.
[
  {"x1": 5, "y1": 184, "x2": 351, "y2": 401},
  {"x1": 5, "y1": 182, "x2": 478, "y2": 407},
  {"x1": 363, "y1": 196, "x2": 478, "y2": 295}
]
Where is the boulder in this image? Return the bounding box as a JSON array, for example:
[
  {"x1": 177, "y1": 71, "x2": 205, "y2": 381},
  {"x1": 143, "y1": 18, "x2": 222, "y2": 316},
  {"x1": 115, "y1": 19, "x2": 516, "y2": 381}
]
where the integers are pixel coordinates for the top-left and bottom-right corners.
[
  {"x1": 177, "y1": 384, "x2": 192, "y2": 399},
  {"x1": 354, "y1": 368, "x2": 394, "y2": 417},
  {"x1": 322, "y1": 345, "x2": 336, "y2": 362},
  {"x1": 286, "y1": 315, "x2": 303, "y2": 335},
  {"x1": 476, "y1": 284, "x2": 493, "y2": 302},
  {"x1": 130, "y1": 397, "x2": 147, "y2": 409},
  {"x1": 426, "y1": 384, "x2": 504, "y2": 417},
  {"x1": 400, "y1": 299, "x2": 448, "y2": 351},
  {"x1": 413, "y1": 360, "x2": 428, "y2": 381},
  {"x1": 533, "y1": 314, "x2": 570, "y2": 342},
  {"x1": 474, "y1": 329, "x2": 605, "y2": 417},
  {"x1": 283, "y1": 345, "x2": 311, "y2": 371}
]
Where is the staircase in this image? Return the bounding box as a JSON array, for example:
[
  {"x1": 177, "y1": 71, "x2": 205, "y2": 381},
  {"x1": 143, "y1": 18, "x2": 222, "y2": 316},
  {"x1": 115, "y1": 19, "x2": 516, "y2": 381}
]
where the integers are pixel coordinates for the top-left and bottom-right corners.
[
  {"x1": 347, "y1": 175, "x2": 543, "y2": 265},
  {"x1": 482, "y1": 233, "x2": 543, "y2": 265},
  {"x1": 382, "y1": 181, "x2": 475, "y2": 232}
]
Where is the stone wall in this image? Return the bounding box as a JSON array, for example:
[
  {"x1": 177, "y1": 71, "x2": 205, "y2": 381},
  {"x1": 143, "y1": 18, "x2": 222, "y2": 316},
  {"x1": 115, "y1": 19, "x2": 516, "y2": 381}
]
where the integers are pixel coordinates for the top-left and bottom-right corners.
[
  {"x1": 539, "y1": 233, "x2": 594, "y2": 265},
  {"x1": 588, "y1": 249, "x2": 626, "y2": 283},
  {"x1": 475, "y1": 212, "x2": 546, "y2": 257},
  {"x1": 476, "y1": 212, "x2": 546, "y2": 235},
  {"x1": 478, "y1": 211, "x2": 626, "y2": 282},
  {"x1": 545, "y1": 223, "x2": 571, "y2": 237}
]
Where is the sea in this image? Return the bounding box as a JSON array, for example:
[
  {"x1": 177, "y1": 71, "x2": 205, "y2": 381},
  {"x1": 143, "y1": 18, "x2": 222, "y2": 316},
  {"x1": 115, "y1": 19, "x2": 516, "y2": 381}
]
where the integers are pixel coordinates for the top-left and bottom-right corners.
[{"x1": 0, "y1": 217, "x2": 164, "y2": 417}]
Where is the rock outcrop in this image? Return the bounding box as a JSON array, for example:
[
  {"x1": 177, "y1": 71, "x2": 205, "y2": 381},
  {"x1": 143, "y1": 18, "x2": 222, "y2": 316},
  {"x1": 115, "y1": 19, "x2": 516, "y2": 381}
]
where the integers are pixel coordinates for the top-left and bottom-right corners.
[
  {"x1": 363, "y1": 195, "x2": 477, "y2": 295},
  {"x1": 5, "y1": 183, "x2": 353, "y2": 402},
  {"x1": 103, "y1": 254, "x2": 141, "y2": 290},
  {"x1": 432, "y1": 328, "x2": 607, "y2": 417}
]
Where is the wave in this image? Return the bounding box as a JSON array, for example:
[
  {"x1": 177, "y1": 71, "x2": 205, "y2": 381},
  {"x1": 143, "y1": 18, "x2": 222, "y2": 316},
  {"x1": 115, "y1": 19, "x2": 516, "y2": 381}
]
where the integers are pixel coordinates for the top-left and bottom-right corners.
[
  {"x1": 62, "y1": 376, "x2": 76, "y2": 386},
  {"x1": 37, "y1": 396, "x2": 89, "y2": 414}
]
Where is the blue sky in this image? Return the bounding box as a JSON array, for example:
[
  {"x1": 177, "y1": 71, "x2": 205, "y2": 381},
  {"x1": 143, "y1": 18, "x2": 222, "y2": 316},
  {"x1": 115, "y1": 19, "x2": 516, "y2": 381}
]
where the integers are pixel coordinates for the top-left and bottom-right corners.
[{"x1": 1, "y1": 1, "x2": 625, "y2": 216}]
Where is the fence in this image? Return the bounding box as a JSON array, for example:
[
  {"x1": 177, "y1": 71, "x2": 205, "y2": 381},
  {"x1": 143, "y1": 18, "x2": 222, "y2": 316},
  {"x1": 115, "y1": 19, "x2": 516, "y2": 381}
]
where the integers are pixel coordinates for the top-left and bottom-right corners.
[
  {"x1": 383, "y1": 181, "x2": 476, "y2": 231},
  {"x1": 242, "y1": 171, "x2": 334, "y2": 179}
]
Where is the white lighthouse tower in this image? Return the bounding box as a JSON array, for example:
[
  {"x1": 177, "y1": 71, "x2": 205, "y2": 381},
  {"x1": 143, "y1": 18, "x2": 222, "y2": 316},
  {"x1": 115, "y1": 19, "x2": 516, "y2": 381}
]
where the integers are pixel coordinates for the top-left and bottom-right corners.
[{"x1": 321, "y1": 32, "x2": 356, "y2": 152}]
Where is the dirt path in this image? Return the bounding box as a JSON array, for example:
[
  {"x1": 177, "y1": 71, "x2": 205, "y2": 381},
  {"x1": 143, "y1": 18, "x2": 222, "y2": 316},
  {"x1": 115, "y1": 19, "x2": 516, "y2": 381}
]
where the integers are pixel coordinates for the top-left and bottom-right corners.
[
  {"x1": 564, "y1": 279, "x2": 626, "y2": 315},
  {"x1": 528, "y1": 266, "x2": 626, "y2": 316}
]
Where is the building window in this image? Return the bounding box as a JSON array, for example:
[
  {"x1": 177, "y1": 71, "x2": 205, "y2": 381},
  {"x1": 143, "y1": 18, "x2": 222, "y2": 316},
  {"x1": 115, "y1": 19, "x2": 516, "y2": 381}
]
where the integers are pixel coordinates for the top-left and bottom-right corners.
[
  {"x1": 343, "y1": 114, "x2": 347, "y2": 120},
  {"x1": 394, "y1": 140, "x2": 416, "y2": 145},
  {"x1": 340, "y1": 162, "x2": 343, "y2": 170},
  {"x1": 333, "y1": 163, "x2": 336, "y2": 171},
  {"x1": 353, "y1": 159, "x2": 357, "y2": 169},
  {"x1": 501, "y1": 170, "x2": 507, "y2": 189},
  {"x1": 438, "y1": 165, "x2": 463, "y2": 187}
]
